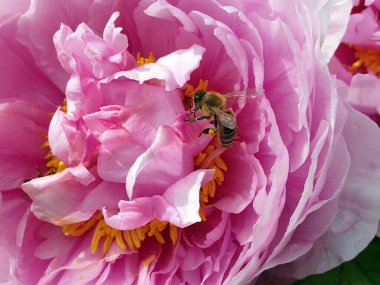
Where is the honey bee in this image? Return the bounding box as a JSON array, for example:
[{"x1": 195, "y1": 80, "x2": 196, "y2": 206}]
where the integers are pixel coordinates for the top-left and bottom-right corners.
[{"x1": 185, "y1": 88, "x2": 263, "y2": 147}]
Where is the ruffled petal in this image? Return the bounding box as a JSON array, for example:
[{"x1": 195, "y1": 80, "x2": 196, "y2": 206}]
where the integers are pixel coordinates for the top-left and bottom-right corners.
[
  {"x1": 102, "y1": 44, "x2": 205, "y2": 91},
  {"x1": 126, "y1": 126, "x2": 194, "y2": 199},
  {"x1": 104, "y1": 169, "x2": 214, "y2": 229},
  {"x1": 22, "y1": 165, "x2": 97, "y2": 225}
]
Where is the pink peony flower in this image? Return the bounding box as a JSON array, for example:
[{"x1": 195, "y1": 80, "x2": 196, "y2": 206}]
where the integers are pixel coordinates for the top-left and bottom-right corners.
[
  {"x1": 1, "y1": 1, "x2": 380, "y2": 284},
  {"x1": 329, "y1": 0, "x2": 380, "y2": 123}
]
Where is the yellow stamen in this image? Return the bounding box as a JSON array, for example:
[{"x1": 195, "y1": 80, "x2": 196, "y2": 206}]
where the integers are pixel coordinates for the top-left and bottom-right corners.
[
  {"x1": 348, "y1": 45, "x2": 380, "y2": 75},
  {"x1": 115, "y1": 230, "x2": 126, "y2": 250},
  {"x1": 193, "y1": 141, "x2": 228, "y2": 221},
  {"x1": 102, "y1": 234, "x2": 114, "y2": 254},
  {"x1": 136, "y1": 52, "x2": 156, "y2": 66},
  {"x1": 131, "y1": 229, "x2": 141, "y2": 248},
  {"x1": 40, "y1": 141, "x2": 50, "y2": 149},
  {"x1": 123, "y1": 230, "x2": 135, "y2": 251},
  {"x1": 144, "y1": 255, "x2": 156, "y2": 267},
  {"x1": 199, "y1": 205, "x2": 207, "y2": 222},
  {"x1": 63, "y1": 211, "x2": 178, "y2": 255},
  {"x1": 169, "y1": 224, "x2": 178, "y2": 245},
  {"x1": 194, "y1": 152, "x2": 207, "y2": 168},
  {"x1": 153, "y1": 231, "x2": 165, "y2": 244}
]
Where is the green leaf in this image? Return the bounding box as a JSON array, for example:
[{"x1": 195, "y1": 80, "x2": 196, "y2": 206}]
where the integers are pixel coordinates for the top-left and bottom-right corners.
[{"x1": 294, "y1": 237, "x2": 380, "y2": 285}]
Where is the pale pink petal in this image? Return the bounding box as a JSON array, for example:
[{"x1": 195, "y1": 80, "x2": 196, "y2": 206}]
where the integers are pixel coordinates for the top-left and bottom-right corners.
[
  {"x1": 184, "y1": 210, "x2": 229, "y2": 248},
  {"x1": 49, "y1": 109, "x2": 99, "y2": 166},
  {"x1": 272, "y1": 106, "x2": 380, "y2": 278},
  {"x1": 255, "y1": 17, "x2": 310, "y2": 171},
  {"x1": 308, "y1": 0, "x2": 352, "y2": 61},
  {"x1": 343, "y1": 7, "x2": 380, "y2": 48},
  {"x1": 212, "y1": 145, "x2": 265, "y2": 214},
  {"x1": 341, "y1": 74, "x2": 380, "y2": 117},
  {"x1": 22, "y1": 165, "x2": 97, "y2": 225},
  {"x1": 104, "y1": 169, "x2": 214, "y2": 229},
  {"x1": 126, "y1": 126, "x2": 193, "y2": 199},
  {"x1": 120, "y1": 84, "x2": 185, "y2": 146},
  {"x1": 102, "y1": 44, "x2": 205, "y2": 91},
  {"x1": 80, "y1": 181, "x2": 128, "y2": 214},
  {"x1": 53, "y1": 12, "x2": 131, "y2": 80},
  {"x1": 97, "y1": 128, "x2": 145, "y2": 183},
  {"x1": 48, "y1": 110, "x2": 71, "y2": 165}
]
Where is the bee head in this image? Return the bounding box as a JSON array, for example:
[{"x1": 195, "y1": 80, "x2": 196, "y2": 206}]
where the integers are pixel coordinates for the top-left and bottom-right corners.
[{"x1": 194, "y1": 90, "x2": 206, "y2": 106}]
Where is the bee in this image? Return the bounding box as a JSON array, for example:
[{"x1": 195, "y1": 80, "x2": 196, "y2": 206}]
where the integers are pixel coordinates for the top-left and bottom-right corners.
[{"x1": 185, "y1": 88, "x2": 263, "y2": 147}]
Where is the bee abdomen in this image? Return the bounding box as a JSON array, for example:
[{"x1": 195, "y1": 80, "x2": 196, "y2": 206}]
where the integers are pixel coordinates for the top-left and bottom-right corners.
[{"x1": 219, "y1": 126, "x2": 236, "y2": 147}]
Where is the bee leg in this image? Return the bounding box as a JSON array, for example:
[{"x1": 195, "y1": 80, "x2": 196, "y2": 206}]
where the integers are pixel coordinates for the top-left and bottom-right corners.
[
  {"x1": 198, "y1": 114, "x2": 219, "y2": 136},
  {"x1": 199, "y1": 128, "x2": 217, "y2": 137},
  {"x1": 185, "y1": 115, "x2": 209, "y2": 122},
  {"x1": 191, "y1": 106, "x2": 200, "y2": 116}
]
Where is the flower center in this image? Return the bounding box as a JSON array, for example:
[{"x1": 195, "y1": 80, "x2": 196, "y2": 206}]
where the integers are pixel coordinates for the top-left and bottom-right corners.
[
  {"x1": 348, "y1": 45, "x2": 380, "y2": 75},
  {"x1": 60, "y1": 52, "x2": 180, "y2": 255},
  {"x1": 62, "y1": 211, "x2": 178, "y2": 254}
]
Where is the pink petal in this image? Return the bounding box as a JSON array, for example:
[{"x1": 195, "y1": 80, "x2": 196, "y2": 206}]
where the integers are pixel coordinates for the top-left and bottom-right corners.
[
  {"x1": 0, "y1": 100, "x2": 49, "y2": 190},
  {"x1": 0, "y1": 0, "x2": 28, "y2": 27},
  {"x1": 16, "y1": 0, "x2": 113, "y2": 91},
  {"x1": 126, "y1": 126, "x2": 194, "y2": 199},
  {"x1": 22, "y1": 165, "x2": 97, "y2": 225},
  {"x1": 273, "y1": 106, "x2": 380, "y2": 278},
  {"x1": 104, "y1": 169, "x2": 214, "y2": 229},
  {"x1": 102, "y1": 44, "x2": 205, "y2": 91},
  {"x1": 342, "y1": 74, "x2": 380, "y2": 117},
  {"x1": 212, "y1": 145, "x2": 265, "y2": 214},
  {"x1": 97, "y1": 128, "x2": 145, "y2": 183},
  {"x1": 119, "y1": 84, "x2": 185, "y2": 146},
  {"x1": 343, "y1": 7, "x2": 380, "y2": 48},
  {"x1": 0, "y1": 17, "x2": 63, "y2": 104}
]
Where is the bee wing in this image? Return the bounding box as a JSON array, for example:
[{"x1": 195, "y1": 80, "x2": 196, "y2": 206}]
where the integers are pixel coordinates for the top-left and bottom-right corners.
[
  {"x1": 223, "y1": 88, "x2": 264, "y2": 100},
  {"x1": 210, "y1": 107, "x2": 236, "y2": 129}
]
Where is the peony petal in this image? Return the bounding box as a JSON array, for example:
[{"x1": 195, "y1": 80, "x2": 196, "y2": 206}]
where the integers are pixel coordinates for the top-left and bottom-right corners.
[
  {"x1": 341, "y1": 74, "x2": 380, "y2": 117},
  {"x1": 48, "y1": 109, "x2": 71, "y2": 165},
  {"x1": 0, "y1": 100, "x2": 48, "y2": 191},
  {"x1": 343, "y1": 7, "x2": 380, "y2": 48},
  {"x1": 0, "y1": 17, "x2": 63, "y2": 104},
  {"x1": 315, "y1": 0, "x2": 353, "y2": 62},
  {"x1": 16, "y1": 0, "x2": 108, "y2": 91},
  {"x1": 104, "y1": 169, "x2": 214, "y2": 229},
  {"x1": 272, "y1": 106, "x2": 380, "y2": 278},
  {"x1": 101, "y1": 44, "x2": 205, "y2": 91},
  {"x1": 212, "y1": 145, "x2": 265, "y2": 214},
  {"x1": 0, "y1": 0, "x2": 28, "y2": 27},
  {"x1": 22, "y1": 165, "x2": 97, "y2": 225},
  {"x1": 97, "y1": 128, "x2": 145, "y2": 183},
  {"x1": 126, "y1": 126, "x2": 194, "y2": 199}
]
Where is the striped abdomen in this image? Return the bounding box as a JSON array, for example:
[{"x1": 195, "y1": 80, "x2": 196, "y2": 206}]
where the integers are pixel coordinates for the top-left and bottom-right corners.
[{"x1": 219, "y1": 124, "x2": 236, "y2": 147}]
